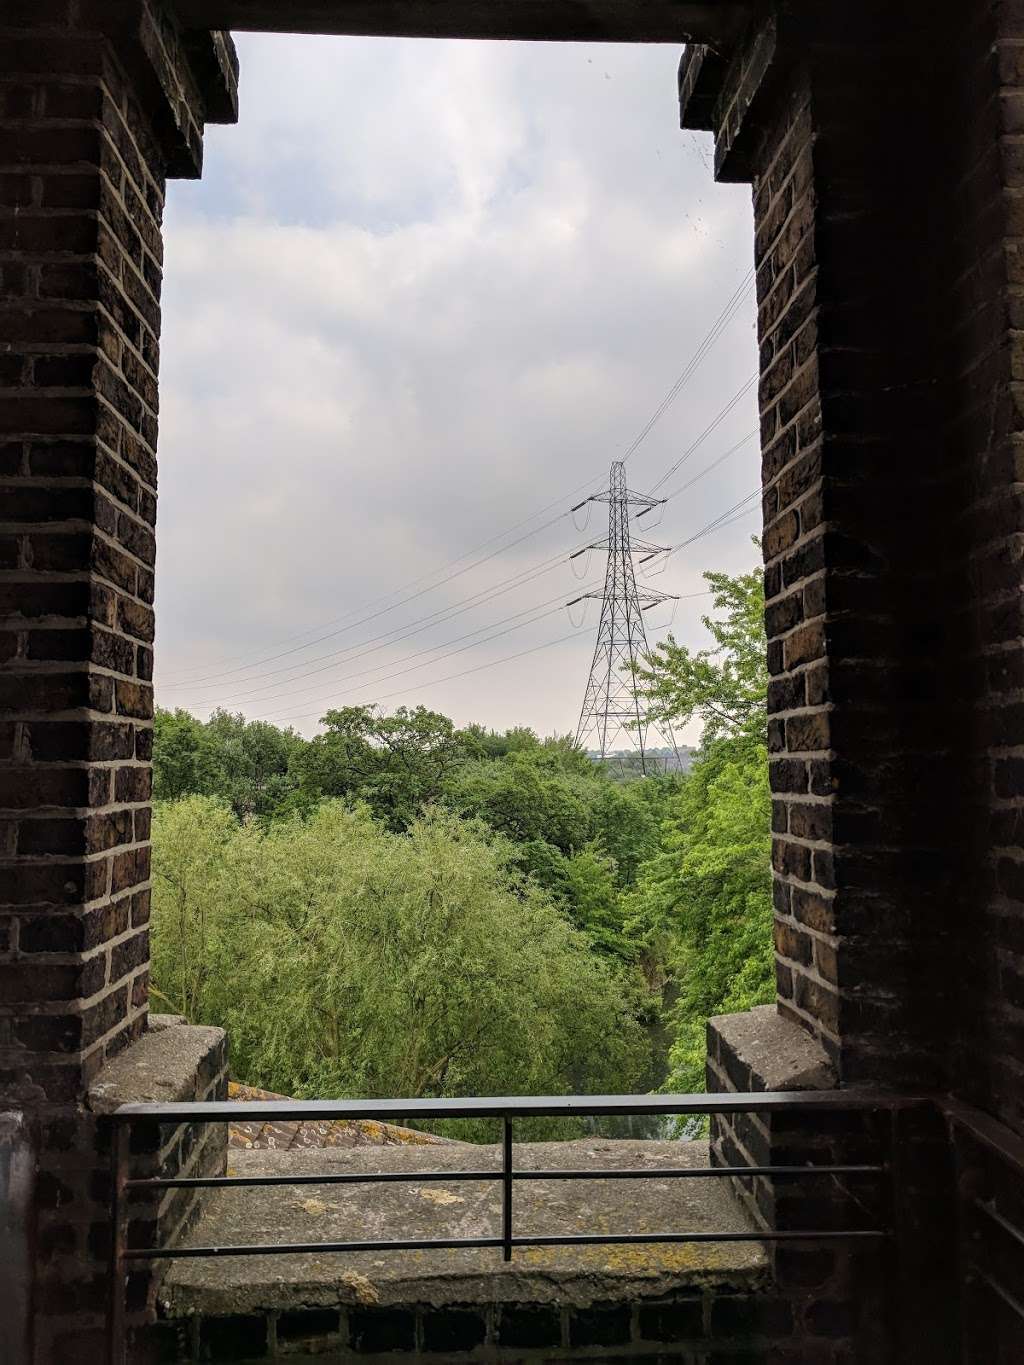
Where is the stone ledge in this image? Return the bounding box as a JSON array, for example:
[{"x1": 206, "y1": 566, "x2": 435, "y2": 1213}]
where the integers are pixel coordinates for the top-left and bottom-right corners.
[
  {"x1": 87, "y1": 1020, "x2": 226, "y2": 1115},
  {"x1": 708, "y1": 1004, "x2": 835, "y2": 1095},
  {"x1": 161, "y1": 1139, "x2": 768, "y2": 1321}
]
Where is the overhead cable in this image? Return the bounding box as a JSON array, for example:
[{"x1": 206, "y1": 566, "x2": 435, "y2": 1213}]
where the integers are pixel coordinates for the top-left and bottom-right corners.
[{"x1": 163, "y1": 274, "x2": 755, "y2": 687}]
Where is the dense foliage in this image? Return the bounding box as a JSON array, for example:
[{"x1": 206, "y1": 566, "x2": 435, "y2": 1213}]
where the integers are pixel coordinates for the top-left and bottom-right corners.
[
  {"x1": 629, "y1": 554, "x2": 774, "y2": 1091},
  {"x1": 152, "y1": 798, "x2": 646, "y2": 1134},
  {"x1": 151, "y1": 552, "x2": 773, "y2": 1116}
]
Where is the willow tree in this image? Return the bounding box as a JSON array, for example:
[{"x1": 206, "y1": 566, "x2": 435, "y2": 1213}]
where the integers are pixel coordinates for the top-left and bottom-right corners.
[{"x1": 151, "y1": 799, "x2": 647, "y2": 1127}]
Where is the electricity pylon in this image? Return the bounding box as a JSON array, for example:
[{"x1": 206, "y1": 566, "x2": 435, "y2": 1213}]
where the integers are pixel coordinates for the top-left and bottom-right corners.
[{"x1": 568, "y1": 461, "x2": 680, "y2": 775}]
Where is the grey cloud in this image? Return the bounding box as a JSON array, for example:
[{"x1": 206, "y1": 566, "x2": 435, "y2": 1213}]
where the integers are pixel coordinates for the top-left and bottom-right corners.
[{"x1": 155, "y1": 35, "x2": 760, "y2": 742}]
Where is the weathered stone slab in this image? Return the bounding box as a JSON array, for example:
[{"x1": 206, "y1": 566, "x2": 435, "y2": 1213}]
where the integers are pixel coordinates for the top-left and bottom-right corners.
[
  {"x1": 161, "y1": 1138, "x2": 768, "y2": 1319},
  {"x1": 227, "y1": 1081, "x2": 457, "y2": 1152},
  {"x1": 709, "y1": 1004, "x2": 835, "y2": 1094}
]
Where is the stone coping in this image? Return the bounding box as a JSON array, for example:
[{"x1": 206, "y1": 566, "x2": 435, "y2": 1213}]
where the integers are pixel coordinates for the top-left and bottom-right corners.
[
  {"x1": 87, "y1": 1020, "x2": 226, "y2": 1115},
  {"x1": 161, "y1": 1138, "x2": 768, "y2": 1318},
  {"x1": 709, "y1": 1004, "x2": 835, "y2": 1093}
]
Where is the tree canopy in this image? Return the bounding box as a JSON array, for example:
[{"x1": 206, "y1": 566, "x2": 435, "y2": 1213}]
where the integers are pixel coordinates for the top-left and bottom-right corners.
[
  {"x1": 629, "y1": 553, "x2": 774, "y2": 1092},
  {"x1": 634, "y1": 559, "x2": 767, "y2": 744},
  {"x1": 151, "y1": 798, "x2": 647, "y2": 1134},
  {"x1": 150, "y1": 553, "x2": 775, "y2": 1119}
]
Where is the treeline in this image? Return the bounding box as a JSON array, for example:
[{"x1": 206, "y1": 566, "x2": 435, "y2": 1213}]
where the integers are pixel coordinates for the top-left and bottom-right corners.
[
  {"x1": 154, "y1": 705, "x2": 674, "y2": 959},
  {"x1": 150, "y1": 558, "x2": 773, "y2": 1115}
]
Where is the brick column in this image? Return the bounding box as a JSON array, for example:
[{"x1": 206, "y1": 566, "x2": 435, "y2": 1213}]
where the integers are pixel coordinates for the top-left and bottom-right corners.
[
  {"x1": 683, "y1": 2, "x2": 1007, "y2": 1095},
  {"x1": 684, "y1": 5, "x2": 1024, "y2": 1358},
  {"x1": 956, "y1": 1, "x2": 1024, "y2": 1139},
  {"x1": 0, "y1": 7, "x2": 235, "y2": 1359}
]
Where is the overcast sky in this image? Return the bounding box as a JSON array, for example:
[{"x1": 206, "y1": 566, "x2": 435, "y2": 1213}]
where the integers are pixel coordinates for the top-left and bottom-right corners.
[{"x1": 153, "y1": 34, "x2": 759, "y2": 745}]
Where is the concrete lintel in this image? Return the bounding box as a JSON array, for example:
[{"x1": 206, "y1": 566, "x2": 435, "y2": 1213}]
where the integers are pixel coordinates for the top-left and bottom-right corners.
[
  {"x1": 171, "y1": 0, "x2": 753, "y2": 45},
  {"x1": 87, "y1": 1020, "x2": 227, "y2": 1115}
]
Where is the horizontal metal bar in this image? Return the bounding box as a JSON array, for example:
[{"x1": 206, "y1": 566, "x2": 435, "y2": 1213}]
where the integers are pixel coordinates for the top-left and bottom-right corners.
[
  {"x1": 125, "y1": 1228, "x2": 886, "y2": 1262},
  {"x1": 973, "y1": 1269, "x2": 1024, "y2": 1324},
  {"x1": 127, "y1": 1169, "x2": 504, "y2": 1191},
  {"x1": 944, "y1": 1096, "x2": 1024, "y2": 1176},
  {"x1": 111, "y1": 1088, "x2": 922, "y2": 1124},
  {"x1": 511, "y1": 1164, "x2": 885, "y2": 1181},
  {"x1": 125, "y1": 1236, "x2": 505, "y2": 1261},
  {"x1": 511, "y1": 1230, "x2": 887, "y2": 1247},
  {"x1": 974, "y1": 1198, "x2": 1024, "y2": 1251},
  {"x1": 127, "y1": 1161, "x2": 886, "y2": 1194}
]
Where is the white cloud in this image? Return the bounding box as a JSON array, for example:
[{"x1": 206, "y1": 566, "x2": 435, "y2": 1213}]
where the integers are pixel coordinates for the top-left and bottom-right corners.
[{"x1": 155, "y1": 35, "x2": 759, "y2": 744}]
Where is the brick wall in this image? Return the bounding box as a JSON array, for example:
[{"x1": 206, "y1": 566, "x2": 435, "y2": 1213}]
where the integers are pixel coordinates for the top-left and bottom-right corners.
[
  {"x1": 683, "y1": 3, "x2": 1005, "y2": 1096},
  {"x1": 0, "y1": 12, "x2": 166, "y2": 1112},
  {"x1": 719, "y1": 0, "x2": 1024, "y2": 1123},
  {"x1": 155, "y1": 1285, "x2": 866, "y2": 1364},
  {"x1": 0, "y1": 6, "x2": 234, "y2": 1359},
  {"x1": 683, "y1": 1, "x2": 1024, "y2": 1357},
  {"x1": 704, "y1": 1006, "x2": 899, "y2": 1362},
  {"x1": 952, "y1": 0, "x2": 1024, "y2": 1140},
  {"x1": 88, "y1": 1017, "x2": 229, "y2": 1355}
]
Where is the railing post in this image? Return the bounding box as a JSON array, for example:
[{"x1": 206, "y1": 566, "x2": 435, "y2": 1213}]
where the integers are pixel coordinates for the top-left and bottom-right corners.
[
  {"x1": 107, "y1": 1121, "x2": 129, "y2": 1365},
  {"x1": 502, "y1": 1116, "x2": 513, "y2": 1263},
  {"x1": 884, "y1": 1106, "x2": 902, "y2": 1354}
]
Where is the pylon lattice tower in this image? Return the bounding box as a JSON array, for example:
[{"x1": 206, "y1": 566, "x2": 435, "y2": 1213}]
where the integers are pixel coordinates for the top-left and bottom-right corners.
[{"x1": 568, "y1": 461, "x2": 680, "y2": 775}]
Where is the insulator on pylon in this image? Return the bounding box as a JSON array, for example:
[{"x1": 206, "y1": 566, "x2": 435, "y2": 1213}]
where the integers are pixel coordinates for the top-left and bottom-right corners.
[
  {"x1": 571, "y1": 500, "x2": 594, "y2": 532},
  {"x1": 639, "y1": 550, "x2": 669, "y2": 578},
  {"x1": 566, "y1": 597, "x2": 589, "y2": 629},
  {"x1": 571, "y1": 548, "x2": 593, "y2": 580}
]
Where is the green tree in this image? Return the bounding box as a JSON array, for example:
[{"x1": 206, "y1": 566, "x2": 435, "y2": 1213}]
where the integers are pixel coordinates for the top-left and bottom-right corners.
[
  {"x1": 150, "y1": 798, "x2": 647, "y2": 1133},
  {"x1": 623, "y1": 738, "x2": 773, "y2": 1091},
  {"x1": 587, "y1": 783, "x2": 659, "y2": 886},
  {"x1": 147, "y1": 794, "x2": 238, "y2": 1018},
  {"x1": 153, "y1": 708, "x2": 215, "y2": 802},
  {"x1": 152, "y1": 707, "x2": 306, "y2": 820},
  {"x1": 634, "y1": 555, "x2": 767, "y2": 744},
  {"x1": 444, "y1": 748, "x2": 591, "y2": 853},
  {"x1": 297, "y1": 704, "x2": 465, "y2": 829},
  {"x1": 627, "y1": 557, "x2": 774, "y2": 1093}
]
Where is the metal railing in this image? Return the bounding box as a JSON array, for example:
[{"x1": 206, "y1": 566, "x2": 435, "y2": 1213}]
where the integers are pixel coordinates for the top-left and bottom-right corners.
[
  {"x1": 106, "y1": 1088, "x2": 913, "y2": 1362},
  {"x1": 944, "y1": 1097, "x2": 1024, "y2": 1353}
]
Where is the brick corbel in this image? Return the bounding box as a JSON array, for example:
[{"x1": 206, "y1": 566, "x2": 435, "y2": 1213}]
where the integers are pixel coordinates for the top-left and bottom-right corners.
[
  {"x1": 82, "y1": 0, "x2": 238, "y2": 178},
  {"x1": 680, "y1": 8, "x2": 798, "y2": 184}
]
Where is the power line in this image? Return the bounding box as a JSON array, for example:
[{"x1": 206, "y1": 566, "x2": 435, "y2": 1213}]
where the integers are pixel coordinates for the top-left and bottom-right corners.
[
  {"x1": 263, "y1": 628, "x2": 595, "y2": 728},
  {"x1": 162, "y1": 275, "x2": 756, "y2": 687},
  {"x1": 160, "y1": 509, "x2": 575, "y2": 691},
  {"x1": 165, "y1": 402, "x2": 762, "y2": 707},
  {"x1": 646, "y1": 373, "x2": 758, "y2": 496},
  {"x1": 168, "y1": 484, "x2": 760, "y2": 721},
  {"x1": 664, "y1": 488, "x2": 762, "y2": 559},
  {"x1": 217, "y1": 492, "x2": 751, "y2": 730},
  {"x1": 620, "y1": 271, "x2": 753, "y2": 463},
  {"x1": 656, "y1": 429, "x2": 758, "y2": 505},
  {"x1": 166, "y1": 474, "x2": 760, "y2": 724},
  {"x1": 211, "y1": 589, "x2": 717, "y2": 724},
  {"x1": 164, "y1": 537, "x2": 592, "y2": 707},
  {"x1": 189, "y1": 587, "x2": 599, "y2": 717}
]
